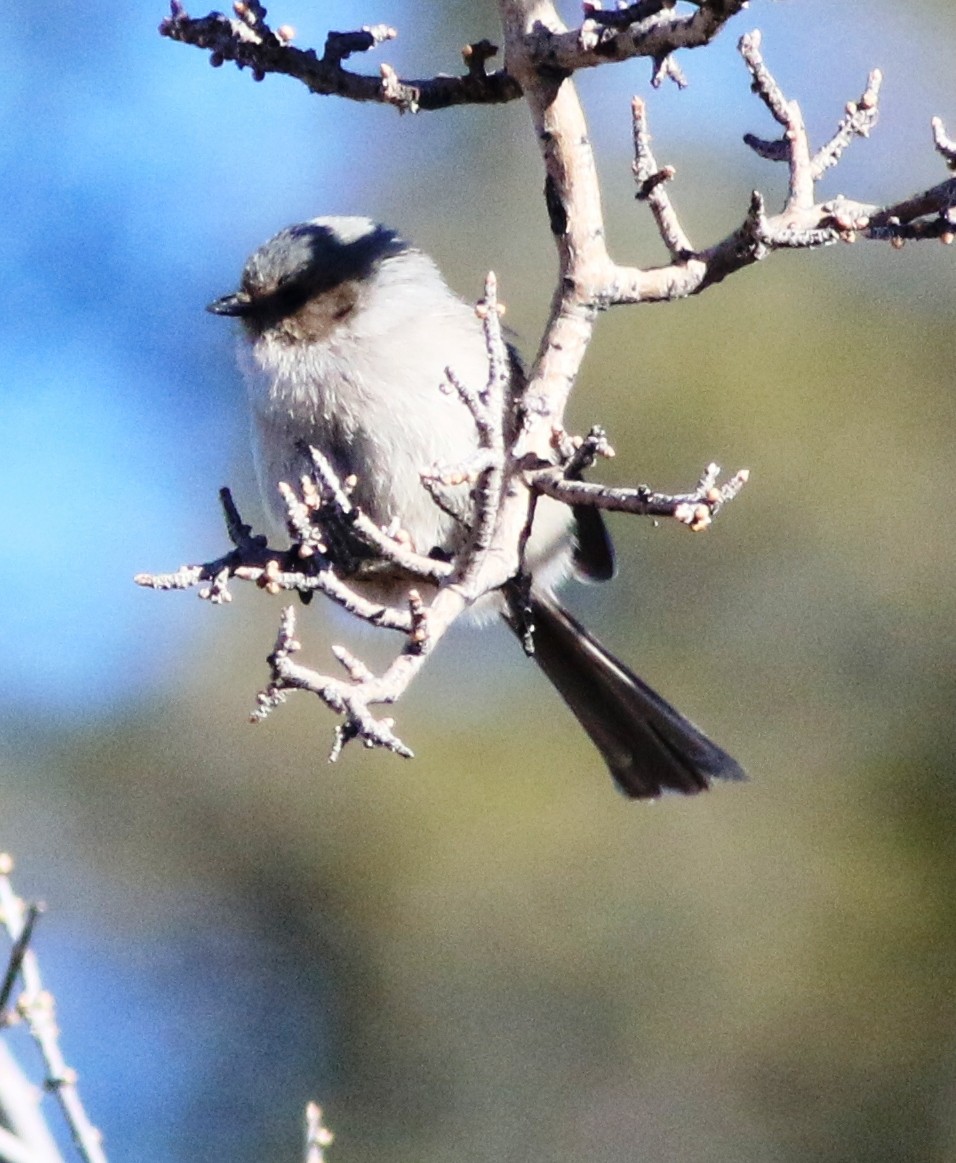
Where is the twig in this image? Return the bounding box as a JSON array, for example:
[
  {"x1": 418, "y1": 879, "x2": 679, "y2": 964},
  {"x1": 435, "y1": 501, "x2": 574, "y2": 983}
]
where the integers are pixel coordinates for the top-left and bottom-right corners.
[
  {"x1": 133, "y1": 487, "x2": 271, "y2": 604},
  {"x1": 556, "y1": 425, "x2": 616, "y2": 479},
  {"x1": 0, "y1": 856, "x2": 108, "y2": 1163},
  {"x1": 740, "y1": 28, "x2": 791, "y2": 126},
  {"x1": 253, "y1": 604, "x2": 424, "y2": 760},
  {"x1": 304, "y1": 449, "x2": 451, "y2": 584},
  {"x1": 447, "y1": 273, "x2": 511, "y2": 593},
  {"x1": 811, "y1": 69, "x2": 882, "y2": 179},
  {"x1": 0, "y1": 1042, "x2": 66, "y2": 1163},
  {"x1": 304, "y1": 1102, "x2": 334, "y2": 1163},
  {"x1": 533, "y1": 460, "x2": 750, "y2": 532},
  {"x1": 582, "y1": 1, "x2": 676, "y2": 29},
  {"x1": 739, "y1": 30, "x2": 813, "y2": 210},
  {"x1": 631, "y1": 96, "x2": 693, "y2": 259},
  {"x1": 549, "y1": 1, "x2": 751, "y2": 74},
  {"x1": 0, "y1": 903, "x2": 42, "y2": 1022},
  {"x1": 650, "y1": 52, "x2": 687, "y2": 90}
]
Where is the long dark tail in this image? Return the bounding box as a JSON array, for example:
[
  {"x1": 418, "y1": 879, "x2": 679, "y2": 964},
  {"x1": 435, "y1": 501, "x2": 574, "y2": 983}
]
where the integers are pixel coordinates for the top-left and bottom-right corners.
[{"x1": 522, "y1": 593, "x2": 747, "y2": 799}]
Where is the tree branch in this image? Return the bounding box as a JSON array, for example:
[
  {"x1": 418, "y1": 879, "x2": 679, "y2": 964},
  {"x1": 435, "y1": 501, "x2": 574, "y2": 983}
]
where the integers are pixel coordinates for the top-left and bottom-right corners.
[
  {"x1": 159, "y1": 2, "x2": 519, "y2": 112},
  {"x1": 159, "y1": 0, "x2": 754, "y2": 109},
  {"x1": 544, "y1": 0, "x2": 750, "y2": 74}
]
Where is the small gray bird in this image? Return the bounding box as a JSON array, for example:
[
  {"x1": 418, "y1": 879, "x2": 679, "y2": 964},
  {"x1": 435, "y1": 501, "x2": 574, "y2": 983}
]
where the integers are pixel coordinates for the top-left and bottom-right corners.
[{"x1": 208, "y1": 216, "x2": 745, "y2": 798}]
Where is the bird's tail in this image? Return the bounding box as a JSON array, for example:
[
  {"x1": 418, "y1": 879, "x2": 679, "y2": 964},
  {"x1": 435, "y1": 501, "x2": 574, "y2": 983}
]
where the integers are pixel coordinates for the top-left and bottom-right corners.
[{"x1": 522, "y1": 593, "x2": 747, "y2": 799}]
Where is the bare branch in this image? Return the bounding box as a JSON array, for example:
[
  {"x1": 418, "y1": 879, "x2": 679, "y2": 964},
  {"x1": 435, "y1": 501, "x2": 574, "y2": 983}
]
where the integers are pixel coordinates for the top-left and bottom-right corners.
[
  {"x1": 445, "y1": 274, "x2": 512, "y2": 595},
  {"x1": 0, "y1": 856, "x2": 108, "y2": 1163},
  {"x1": 866, "y1": 181, "x2": 956, "y2": 232},
  {"x1": 533, "y1": 460, "x2": 749, "y2": 532},
  {"x1": 500, "y1": 0, "x2": 611, "y2": 463},
  {"x1": 492, "y1": 1, "x2": 952, "y2": 599},
  {"x1": 0, "y1": 903, "x2": 42, "y2": 1022},
  {"x1": 631, "y1": 96, "x2": 693, "y2": 258},
  {"x1": 740, "y1": 31, "x2": 814, "y2": 210},
  {"x1": 555, "y1": 424, "x2": 617, "y2": 478},
  {"x1": 135, "y1": 471, "x2": 451, "y2": 629},
  {"x1": 134, "y1": 487, "x2": 270, "y2": 603},
  {"x1": 159, "y1": 2, "x2": 520, "y2": 112},
  {"x1": 811, "y1": 69, "x2": 882, "y2": 179},
  {"x1": 650, "y1": 51, "x2": 688, "y2": 91},
  {"x1": 302, "y1": 448, "x2": 452, "y2": 584},
  {"x1": 547, "y1": 0, "x2": 750, "y2": 73},
  {"x1": 160, "y1": 0, "x2": 756, "y2": 109},
  {"x1": 538, "y1": 27, "x2": 956, "y2": 319},
  {"x1": 546, "y1": 0, "x2": 748, "y2": 72},
  {"x1": 253, "y1": 604, "x2": 423, "y2": 760},
  {"x1": 739, "y1": 27, "x2": 791, "y2": 125},
  {"x1": 582, "y1": 1, "x2": 677, "y2": 29}
]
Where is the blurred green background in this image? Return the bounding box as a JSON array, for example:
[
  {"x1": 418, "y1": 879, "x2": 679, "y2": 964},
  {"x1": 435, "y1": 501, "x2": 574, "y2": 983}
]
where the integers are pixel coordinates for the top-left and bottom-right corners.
[{"x1": 2, "y1": 2, "x2": 956, "y2": 1160}]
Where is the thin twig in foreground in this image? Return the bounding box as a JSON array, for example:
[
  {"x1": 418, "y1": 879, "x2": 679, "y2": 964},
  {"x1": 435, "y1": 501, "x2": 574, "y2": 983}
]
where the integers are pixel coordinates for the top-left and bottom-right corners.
[
  {"x1": 0, "y1": 856, "x2": 108, "y2": 1163},
  {"x1": 304, "y1": 1102, "x2": 334, "y2": 1163}
]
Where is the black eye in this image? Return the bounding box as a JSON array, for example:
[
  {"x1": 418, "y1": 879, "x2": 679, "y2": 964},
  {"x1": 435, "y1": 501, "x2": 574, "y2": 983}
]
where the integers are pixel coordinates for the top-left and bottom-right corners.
[{"x1": 269, "y1": 275, "x2": 311, "y2": 316}]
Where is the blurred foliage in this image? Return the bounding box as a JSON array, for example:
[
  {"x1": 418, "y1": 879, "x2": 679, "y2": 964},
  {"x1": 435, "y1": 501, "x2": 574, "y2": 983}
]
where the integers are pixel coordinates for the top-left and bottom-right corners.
[{"x1": 3, "y1": 2, "x2": 956, "y2": 1161}]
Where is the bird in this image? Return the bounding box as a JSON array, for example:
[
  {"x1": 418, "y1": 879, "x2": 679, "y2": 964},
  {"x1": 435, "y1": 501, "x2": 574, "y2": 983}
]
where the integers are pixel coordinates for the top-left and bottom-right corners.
[{"x1": 208, "y1": 215, "x2": 746, "y2": 798}]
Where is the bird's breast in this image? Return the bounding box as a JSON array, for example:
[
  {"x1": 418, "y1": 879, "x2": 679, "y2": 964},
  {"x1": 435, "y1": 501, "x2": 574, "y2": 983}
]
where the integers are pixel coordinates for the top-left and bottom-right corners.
[{"x1": 239, "y1": 329, "x2": 485, "y2": 555}]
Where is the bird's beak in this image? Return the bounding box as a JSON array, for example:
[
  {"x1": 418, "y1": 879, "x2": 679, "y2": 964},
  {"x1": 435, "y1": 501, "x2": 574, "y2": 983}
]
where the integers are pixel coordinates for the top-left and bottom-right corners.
[{"x1": 207, "y1": 291, "x2": 253, "y2": 317}]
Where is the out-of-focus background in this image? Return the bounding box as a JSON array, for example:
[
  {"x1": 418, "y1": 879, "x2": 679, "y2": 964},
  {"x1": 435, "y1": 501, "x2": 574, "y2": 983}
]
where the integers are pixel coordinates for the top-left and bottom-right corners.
[{"x1": 2, "y1": 2, "x2": 955, "y2": 1160}]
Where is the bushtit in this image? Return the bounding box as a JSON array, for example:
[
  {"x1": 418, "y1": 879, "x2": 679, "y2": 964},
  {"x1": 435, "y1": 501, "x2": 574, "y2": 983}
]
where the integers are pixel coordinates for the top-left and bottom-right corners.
[{"x1": 208, "y1": 216, "x2": 745, "y2": 798}]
